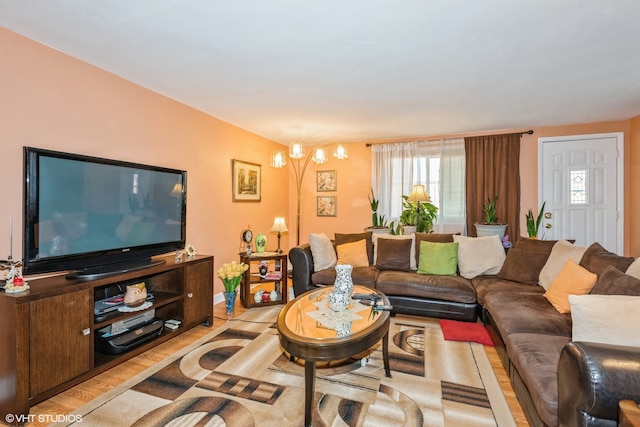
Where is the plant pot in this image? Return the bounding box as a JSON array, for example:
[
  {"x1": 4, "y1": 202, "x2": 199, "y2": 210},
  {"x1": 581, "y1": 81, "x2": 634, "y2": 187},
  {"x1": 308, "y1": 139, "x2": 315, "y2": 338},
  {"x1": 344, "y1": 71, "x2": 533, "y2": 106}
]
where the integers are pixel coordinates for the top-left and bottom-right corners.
[
  {"x1": 474, "y1": 223, "x2": 508, "y2": 240},
  {"x1": 364, "y1": 226, "x2": 392, "y2": 235},
  {"x1": 402, "y1": 225, "x2": 417, "y2": 235}
]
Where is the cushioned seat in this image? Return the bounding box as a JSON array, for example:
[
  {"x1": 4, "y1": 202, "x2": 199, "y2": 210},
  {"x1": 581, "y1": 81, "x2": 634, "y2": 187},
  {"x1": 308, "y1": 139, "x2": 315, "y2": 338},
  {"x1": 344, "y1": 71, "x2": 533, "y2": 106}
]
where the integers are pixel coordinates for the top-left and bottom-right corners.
[
  {"x1": 375, "y1": 270, "x2": 476, "y2": 304},
  {"x1": 507, "y1": 333, "x2": 571, "y2": 427},
  {"x1": 484, "y1": 291, "x2": 572, "y2": 337},
  {"x1": 311, "y1": 266, "x2": 379, "y2": 288},
  {"x1": 471, "y1": 275, "x2": 544, "y2": 306}
]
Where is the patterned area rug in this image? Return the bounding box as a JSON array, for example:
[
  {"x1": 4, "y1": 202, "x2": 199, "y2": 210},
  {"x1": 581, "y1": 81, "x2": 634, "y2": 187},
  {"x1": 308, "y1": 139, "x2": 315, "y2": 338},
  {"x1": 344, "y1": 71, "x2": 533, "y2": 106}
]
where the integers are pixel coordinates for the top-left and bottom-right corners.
[{"x1": 57, "y1": 306, "x2": 516, "y2": 426}]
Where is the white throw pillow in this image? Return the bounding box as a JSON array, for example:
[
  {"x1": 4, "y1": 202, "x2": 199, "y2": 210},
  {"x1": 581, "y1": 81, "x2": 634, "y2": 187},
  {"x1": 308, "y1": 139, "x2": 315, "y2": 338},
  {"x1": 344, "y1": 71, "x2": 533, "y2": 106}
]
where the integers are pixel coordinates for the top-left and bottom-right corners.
[
  {"x1": 309, "y1": 233, "x2": 337, "y2": 271},
  {"x1": 626, "y1": 257, "x2": 640, "y2": 279},
  {"x1": 453, "y1": 234, "x2": 506, "y2": 279},
  {"x1": 538, "y1": 240, "x2": 587, "y2": 290},
  {"x1": 569, "y1": 294, "x2": 640, "y2": 347},
  {"x1": 372, "y1": 234, "x2": 416, "y2": 270}
]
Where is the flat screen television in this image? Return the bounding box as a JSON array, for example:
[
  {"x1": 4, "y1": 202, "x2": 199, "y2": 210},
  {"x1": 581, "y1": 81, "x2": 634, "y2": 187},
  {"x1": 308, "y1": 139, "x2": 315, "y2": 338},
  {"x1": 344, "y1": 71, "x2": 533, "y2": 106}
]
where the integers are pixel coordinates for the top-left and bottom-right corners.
[{"x1": 23, "y1": 147, "x2": 187, "y2": 279}]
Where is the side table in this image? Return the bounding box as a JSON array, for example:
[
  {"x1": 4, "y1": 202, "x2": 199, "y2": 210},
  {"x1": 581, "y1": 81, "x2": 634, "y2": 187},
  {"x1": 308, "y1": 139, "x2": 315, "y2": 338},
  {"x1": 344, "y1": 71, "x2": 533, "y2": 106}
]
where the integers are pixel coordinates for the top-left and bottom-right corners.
[
  {"x1": 239, "y1": 252, "x2": 288, "y2": 308},
  {"x1": 619, "y1": 400, "x2": 640, "y2": 427}
]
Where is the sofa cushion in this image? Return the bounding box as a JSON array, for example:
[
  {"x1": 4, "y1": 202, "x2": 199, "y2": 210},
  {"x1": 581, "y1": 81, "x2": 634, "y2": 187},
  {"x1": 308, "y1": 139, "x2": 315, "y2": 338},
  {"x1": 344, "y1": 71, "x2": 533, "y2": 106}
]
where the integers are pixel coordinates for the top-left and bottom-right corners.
[
  {"x1": 507, "y1": 333, "x2": 571, "y2": 427},
  {"x1": 375, "y1": 271, "x2": 476, "y2": 304},
  {"x1": 335, "y1": 232, "x2": 374, "y2": 264},
  {"x1": 311, "y1": 266, "x2": 379, "y2": 288},
  {"x1": 309, "y1": 233, "x2": 337, "y2": 271},
  {"x1": 453, "y1": 234, "x2": 506, "y2": 279},
  {"x1": 590, "y1": 265, "x2": 640, "y2": 295},
  {"x1": 484, "y1": 291, "x2": 572, "y2": 337},
  {"x1": 374, "y1": 238, "x2": 412, "y2": 271},
  {"x1": 570, "y1": 294, "x2": 640, "y2": 347},
  {"x1": 497, "y1": 248, "x2": 550, "y2": 285},
  {"x1": 579, "y1": 242, "x2": 634, "y2": 276},
  {"x1": 414, "y1": 232, "x2": 457, "y2": 267},
  {"x1": 336, "y1": 239, "x2": 369, "y2": 268},
  {"x1": 417, "y1": 241, "x2": 458, "y2": 275},
  {"x1": 472, "y1": 276, "x2": 544, "y2": 306},
  {"x1": 373, "y1": 234, "x2": 416, "y2": 270},
  {"x1": 538, "y1": 240, "x2": 587, "y2": 290},
  {"x1": 514, "y1": 237, "x2": 562, "y2": 254},
  {"x1": 626, "y1": 257, "x2": 640, "y2": 279},
  {"x1": 544, "y1": 259, "x2": 597, "y2": 313}
]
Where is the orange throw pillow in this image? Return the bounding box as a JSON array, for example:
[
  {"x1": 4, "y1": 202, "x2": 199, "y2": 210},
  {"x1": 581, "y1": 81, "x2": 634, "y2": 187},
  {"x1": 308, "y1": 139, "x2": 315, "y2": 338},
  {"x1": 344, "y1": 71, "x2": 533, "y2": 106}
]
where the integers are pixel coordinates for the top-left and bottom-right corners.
[
  {"x1": 544, "y1": 259, "x2": 597, "y2": 313},
  {"x1": 336, "y1": 239, "x2": 369, "y2": 268}
]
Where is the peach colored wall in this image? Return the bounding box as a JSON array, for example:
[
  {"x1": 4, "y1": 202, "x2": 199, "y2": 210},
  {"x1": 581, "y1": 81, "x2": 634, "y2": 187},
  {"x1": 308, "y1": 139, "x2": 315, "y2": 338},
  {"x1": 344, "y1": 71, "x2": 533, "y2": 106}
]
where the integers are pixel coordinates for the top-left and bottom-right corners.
[{"x1": 0, "y1": 28, "x2": 289, "y2": 296}]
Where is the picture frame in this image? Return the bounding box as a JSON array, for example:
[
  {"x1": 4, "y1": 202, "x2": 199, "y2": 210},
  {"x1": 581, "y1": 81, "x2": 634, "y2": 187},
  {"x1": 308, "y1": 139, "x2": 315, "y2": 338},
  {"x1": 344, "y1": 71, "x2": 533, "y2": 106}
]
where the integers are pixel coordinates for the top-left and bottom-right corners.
[
  {"x1": 316, "y1": 170, "x2": 337, "y2": 192},
  {"x1": 232, "y1": 159, "x2": 261, "y2": 202},
  {"x1": 317, "y1": 196, "x2": 337, "y2": 216}
]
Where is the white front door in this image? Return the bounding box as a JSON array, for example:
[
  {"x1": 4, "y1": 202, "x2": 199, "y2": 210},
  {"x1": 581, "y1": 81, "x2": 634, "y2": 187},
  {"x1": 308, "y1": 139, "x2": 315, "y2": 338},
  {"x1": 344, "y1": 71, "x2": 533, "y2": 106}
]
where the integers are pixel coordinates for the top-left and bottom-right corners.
[{"x1": 539, "y1": 133, "x2": 623, "y2": 253}]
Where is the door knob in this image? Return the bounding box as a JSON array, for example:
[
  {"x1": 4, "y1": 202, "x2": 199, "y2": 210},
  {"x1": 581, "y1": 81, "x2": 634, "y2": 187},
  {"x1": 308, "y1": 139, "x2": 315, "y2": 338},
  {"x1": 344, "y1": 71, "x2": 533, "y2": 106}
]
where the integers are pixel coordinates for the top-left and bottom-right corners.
[
  {"x1": 544, "y1": 212, "x2": 552, "y2": 219},
  {"x1": 545, "y1": 224, "x2": 552, "y2": 229}
]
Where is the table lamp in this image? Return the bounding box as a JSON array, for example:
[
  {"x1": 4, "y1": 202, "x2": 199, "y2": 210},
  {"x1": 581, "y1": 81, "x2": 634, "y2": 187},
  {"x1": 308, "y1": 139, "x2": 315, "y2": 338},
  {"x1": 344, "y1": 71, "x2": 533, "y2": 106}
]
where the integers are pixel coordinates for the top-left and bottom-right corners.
[{"x1": 270, "y1": 217, "x2": 288, "y2": 254}]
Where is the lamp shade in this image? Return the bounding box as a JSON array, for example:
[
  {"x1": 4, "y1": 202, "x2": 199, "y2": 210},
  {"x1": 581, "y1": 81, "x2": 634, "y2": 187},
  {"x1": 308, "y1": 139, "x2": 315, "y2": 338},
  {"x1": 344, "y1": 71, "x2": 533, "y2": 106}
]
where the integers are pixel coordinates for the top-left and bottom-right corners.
[
  {"x1": 334, "y1": 143, "x2": 348, "y2": 160},
  {"x1": 271, "y1": 150, "x2": 286, "y2": 168},
  {"x1": 271, "y1": 217, "x2": 289, "y2": 233},
  {"x1": 407, "y1": 184, "x2": 430, "y2": 202},
  {"x1": 311, "y1": 147, "x2": 328, "y2": 165},
  {"x1": 289, "y1": 142, "x2": 304, "y2": 159}
]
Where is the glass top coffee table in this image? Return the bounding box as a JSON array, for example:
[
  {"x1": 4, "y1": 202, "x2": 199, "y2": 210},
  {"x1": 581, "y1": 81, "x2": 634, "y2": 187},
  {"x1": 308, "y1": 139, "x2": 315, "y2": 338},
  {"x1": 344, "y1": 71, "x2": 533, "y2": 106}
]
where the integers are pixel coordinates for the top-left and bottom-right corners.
[{"x1": 276, "y1": 285, "x2": 391, "y2": 427}]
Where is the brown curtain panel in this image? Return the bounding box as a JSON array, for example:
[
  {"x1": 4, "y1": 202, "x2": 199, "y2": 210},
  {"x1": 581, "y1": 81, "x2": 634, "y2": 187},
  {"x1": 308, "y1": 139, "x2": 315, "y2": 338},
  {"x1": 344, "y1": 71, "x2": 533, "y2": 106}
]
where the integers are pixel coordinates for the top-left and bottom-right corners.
[{"x1": 465, "y1": 133, "x2": 521, "y2": 239}]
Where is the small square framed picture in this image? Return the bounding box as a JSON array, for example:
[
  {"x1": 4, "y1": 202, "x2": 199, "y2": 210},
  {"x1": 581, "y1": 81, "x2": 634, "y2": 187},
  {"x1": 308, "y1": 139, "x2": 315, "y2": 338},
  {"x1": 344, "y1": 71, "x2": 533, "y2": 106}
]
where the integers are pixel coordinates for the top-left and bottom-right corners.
[
  {"x1": 317, "y1": 196, "x2": 337, "y2": 216},
  {"x1": 316, "y1": 170, "x2": 337, "y2": 192}
]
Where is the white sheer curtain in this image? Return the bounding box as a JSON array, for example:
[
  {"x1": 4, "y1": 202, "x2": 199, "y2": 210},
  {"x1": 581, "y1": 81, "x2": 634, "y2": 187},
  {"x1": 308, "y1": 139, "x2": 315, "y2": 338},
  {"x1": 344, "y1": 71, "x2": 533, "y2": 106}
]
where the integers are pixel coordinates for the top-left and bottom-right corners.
[{"x1": 371, "y1": 138, "x2": 466, "y2": 234}]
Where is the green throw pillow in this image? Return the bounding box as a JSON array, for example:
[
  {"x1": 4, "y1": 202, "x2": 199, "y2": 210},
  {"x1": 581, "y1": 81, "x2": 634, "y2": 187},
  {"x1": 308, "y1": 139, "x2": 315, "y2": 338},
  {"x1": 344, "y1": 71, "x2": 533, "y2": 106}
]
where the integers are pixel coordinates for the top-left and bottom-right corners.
[{"x1": 417, "y1": 241, "x2": 459, "y2": 275}]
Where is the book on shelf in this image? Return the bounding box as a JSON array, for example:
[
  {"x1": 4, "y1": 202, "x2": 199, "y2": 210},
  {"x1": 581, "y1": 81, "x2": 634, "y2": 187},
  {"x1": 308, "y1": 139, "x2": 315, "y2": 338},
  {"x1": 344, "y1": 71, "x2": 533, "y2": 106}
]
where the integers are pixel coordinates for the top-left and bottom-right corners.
[{"x1": 264, "y1": 271, "x2": 282, "y2": 280}]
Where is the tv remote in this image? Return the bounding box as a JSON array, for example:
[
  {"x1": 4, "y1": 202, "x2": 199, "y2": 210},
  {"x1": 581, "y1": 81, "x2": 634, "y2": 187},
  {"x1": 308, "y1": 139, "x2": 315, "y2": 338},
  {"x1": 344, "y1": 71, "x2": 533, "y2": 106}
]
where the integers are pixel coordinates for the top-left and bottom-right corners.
[
  {"x1": 352, "y1": 293, "x2": 382, "y2": 301},
  {"x1": 373, "y1": 304, "x2": 393, "y2": 311}
]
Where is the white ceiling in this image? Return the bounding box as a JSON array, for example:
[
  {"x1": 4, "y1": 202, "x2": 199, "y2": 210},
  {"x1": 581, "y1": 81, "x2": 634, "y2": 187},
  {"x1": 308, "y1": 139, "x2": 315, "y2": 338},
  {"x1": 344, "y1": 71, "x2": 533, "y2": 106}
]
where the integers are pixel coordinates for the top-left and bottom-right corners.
[{"x1": 2, "y1": 1, "x2": 640, "y2": 144}]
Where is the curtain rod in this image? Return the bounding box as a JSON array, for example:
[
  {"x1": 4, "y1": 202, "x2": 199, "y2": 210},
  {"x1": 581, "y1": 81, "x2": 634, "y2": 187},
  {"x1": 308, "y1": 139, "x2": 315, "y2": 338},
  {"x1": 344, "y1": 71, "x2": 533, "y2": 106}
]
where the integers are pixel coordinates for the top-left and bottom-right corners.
[{"x1": 365, "y1": 129, "x2": 534, "y2": 147}]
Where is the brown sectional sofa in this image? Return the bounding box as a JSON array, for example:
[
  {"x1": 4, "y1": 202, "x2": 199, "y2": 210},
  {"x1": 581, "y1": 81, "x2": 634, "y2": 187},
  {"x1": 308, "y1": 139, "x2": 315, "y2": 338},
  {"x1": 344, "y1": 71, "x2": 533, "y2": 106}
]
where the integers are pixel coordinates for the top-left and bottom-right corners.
[{"x1": 289, "y1": 231, "x2": 640, "y2": 427}]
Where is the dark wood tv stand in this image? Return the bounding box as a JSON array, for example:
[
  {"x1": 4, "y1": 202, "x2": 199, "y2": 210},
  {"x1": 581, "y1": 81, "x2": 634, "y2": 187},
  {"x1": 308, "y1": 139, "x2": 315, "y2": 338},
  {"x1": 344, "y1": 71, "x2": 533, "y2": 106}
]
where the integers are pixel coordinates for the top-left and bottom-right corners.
[{"x1": 0, "y1": 254, "x2": 213, "y2": 423}]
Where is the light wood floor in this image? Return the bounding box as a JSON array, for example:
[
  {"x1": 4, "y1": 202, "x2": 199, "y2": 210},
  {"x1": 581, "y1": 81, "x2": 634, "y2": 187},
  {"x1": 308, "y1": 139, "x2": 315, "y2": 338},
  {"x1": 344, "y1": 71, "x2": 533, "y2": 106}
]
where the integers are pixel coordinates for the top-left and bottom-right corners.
[{"x1": 25, "y1": 301, "x2": 530, "y2": 427}]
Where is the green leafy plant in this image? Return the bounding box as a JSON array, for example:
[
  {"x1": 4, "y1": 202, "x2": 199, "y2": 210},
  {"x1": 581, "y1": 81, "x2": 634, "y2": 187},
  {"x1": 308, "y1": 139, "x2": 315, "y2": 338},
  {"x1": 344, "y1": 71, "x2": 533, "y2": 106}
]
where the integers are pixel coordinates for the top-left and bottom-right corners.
[
  {"x1": 368, "y1": 189, "x2": 388, "y2": 228},
  {"x1": 526, "y1": 201, "x2": 546, "y2": 239},
  {"x1": 482, "y1": 194, "x2": 500, "y2": 224},
  {"x1": 399, "y1": 195, "x2": 438, "y2": 233}
]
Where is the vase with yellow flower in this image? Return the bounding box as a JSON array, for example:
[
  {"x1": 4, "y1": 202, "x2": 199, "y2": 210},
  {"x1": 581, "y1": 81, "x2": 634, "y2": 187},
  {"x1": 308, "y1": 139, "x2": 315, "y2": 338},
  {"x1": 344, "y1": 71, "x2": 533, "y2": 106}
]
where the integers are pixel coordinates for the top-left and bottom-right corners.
[{"x1": 218, "y1": 261, "x2": 249, "y2": 315}]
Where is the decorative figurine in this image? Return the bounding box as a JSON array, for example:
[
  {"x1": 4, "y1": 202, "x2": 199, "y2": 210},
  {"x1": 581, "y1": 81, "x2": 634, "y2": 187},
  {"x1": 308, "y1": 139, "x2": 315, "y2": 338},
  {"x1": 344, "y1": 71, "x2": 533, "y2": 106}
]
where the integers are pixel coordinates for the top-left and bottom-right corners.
[
  {"x1": 124, "y1": 282, "x2": 148, "y2": 307},
  {"x1": 186, "y1": 244, "x2": 197, "y2": 258}
]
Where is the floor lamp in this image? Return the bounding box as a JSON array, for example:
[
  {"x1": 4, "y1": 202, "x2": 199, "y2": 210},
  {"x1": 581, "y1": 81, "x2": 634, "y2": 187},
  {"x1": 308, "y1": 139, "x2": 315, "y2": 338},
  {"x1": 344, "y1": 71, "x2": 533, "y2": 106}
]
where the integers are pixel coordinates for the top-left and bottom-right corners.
[{"x1": 271, "y1": 142, "x2": 348, "y2": 245}]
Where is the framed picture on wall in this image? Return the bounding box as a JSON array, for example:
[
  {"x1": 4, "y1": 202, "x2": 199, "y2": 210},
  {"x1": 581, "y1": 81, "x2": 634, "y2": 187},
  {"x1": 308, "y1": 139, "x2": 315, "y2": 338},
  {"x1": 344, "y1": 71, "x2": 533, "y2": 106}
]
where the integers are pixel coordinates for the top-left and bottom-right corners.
[
  {"x1": 232, "y1": 159, "x2": 261, "y2": 202},
  {"x1": 317, "y1": 196, "x2": 337, "y2": 216},
  {"x1": 316, "y1": 170, "x2": 337, "y2": 192}
]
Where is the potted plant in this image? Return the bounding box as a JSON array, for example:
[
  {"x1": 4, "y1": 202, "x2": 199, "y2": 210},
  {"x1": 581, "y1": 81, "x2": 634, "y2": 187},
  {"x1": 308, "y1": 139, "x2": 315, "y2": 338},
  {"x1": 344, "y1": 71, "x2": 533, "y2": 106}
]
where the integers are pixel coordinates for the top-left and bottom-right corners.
[
  {"x1": 399, "y1": 194, "x2": 438, "y2": 234},
  {"x1": 526, "y1": 201, "x2": 546, "y2": 239},
  {"x1": 365, "y1": 189, "x2": 391, "y2": 234},
  {"x1": 474, "y1": 194, "x2": 508, "y2": 239}
]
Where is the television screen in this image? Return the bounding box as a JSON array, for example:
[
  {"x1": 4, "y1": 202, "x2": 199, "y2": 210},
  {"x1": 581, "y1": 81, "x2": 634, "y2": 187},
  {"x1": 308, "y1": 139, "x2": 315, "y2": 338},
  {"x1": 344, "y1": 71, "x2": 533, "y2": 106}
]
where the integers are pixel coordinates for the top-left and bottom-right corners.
[{"x1": 23, "y1": 147, "x2": 187, "y2": 278}]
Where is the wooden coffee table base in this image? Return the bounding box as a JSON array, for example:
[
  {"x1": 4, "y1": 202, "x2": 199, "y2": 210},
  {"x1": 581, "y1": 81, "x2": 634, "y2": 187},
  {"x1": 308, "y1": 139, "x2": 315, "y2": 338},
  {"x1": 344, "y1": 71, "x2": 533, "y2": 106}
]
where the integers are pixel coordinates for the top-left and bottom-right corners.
[
  {"x1": 277, "y1": 286, "x2": 392, "y2": 427},
  {"x1": 296, "y1": 330, "x2": 391, "y2": 427}
]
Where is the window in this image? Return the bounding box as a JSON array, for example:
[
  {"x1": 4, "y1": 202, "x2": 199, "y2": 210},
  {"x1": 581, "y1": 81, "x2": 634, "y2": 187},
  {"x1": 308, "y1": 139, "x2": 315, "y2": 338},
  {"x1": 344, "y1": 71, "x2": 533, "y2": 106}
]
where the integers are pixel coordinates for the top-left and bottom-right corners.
[{"x1": 372, "y1": 138, "x2": 466, "y2": 233}]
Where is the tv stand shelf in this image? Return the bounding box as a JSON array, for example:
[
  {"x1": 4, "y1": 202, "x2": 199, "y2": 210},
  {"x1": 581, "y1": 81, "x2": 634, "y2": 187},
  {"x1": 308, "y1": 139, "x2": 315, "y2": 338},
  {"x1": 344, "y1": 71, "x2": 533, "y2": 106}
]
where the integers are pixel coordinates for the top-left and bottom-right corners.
[{"x1": 0, "y1": 254, "x2": 213, "y2": 424}]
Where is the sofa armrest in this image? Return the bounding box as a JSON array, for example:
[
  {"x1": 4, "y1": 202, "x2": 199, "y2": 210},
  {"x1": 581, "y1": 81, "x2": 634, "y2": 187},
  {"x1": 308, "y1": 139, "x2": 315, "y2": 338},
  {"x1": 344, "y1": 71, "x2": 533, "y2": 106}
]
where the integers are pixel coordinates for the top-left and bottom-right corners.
[
  {"x1": 289, "y1": 244, "x2": 315, "y2": 297},
  {"x1": 558, "y1": 341, "x2": 640, "y2": 427}
]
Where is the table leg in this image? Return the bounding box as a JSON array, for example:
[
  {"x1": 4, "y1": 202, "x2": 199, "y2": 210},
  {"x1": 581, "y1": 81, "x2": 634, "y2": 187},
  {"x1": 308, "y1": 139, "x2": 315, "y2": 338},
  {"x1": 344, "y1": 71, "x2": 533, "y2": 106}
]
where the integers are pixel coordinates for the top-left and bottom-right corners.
[
  {"x1": 304, "y1": 360, "x2": 316, "y2": 427},
  {"x1": 383, "y1": 329, "x2": 392, "y2": 378}
]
